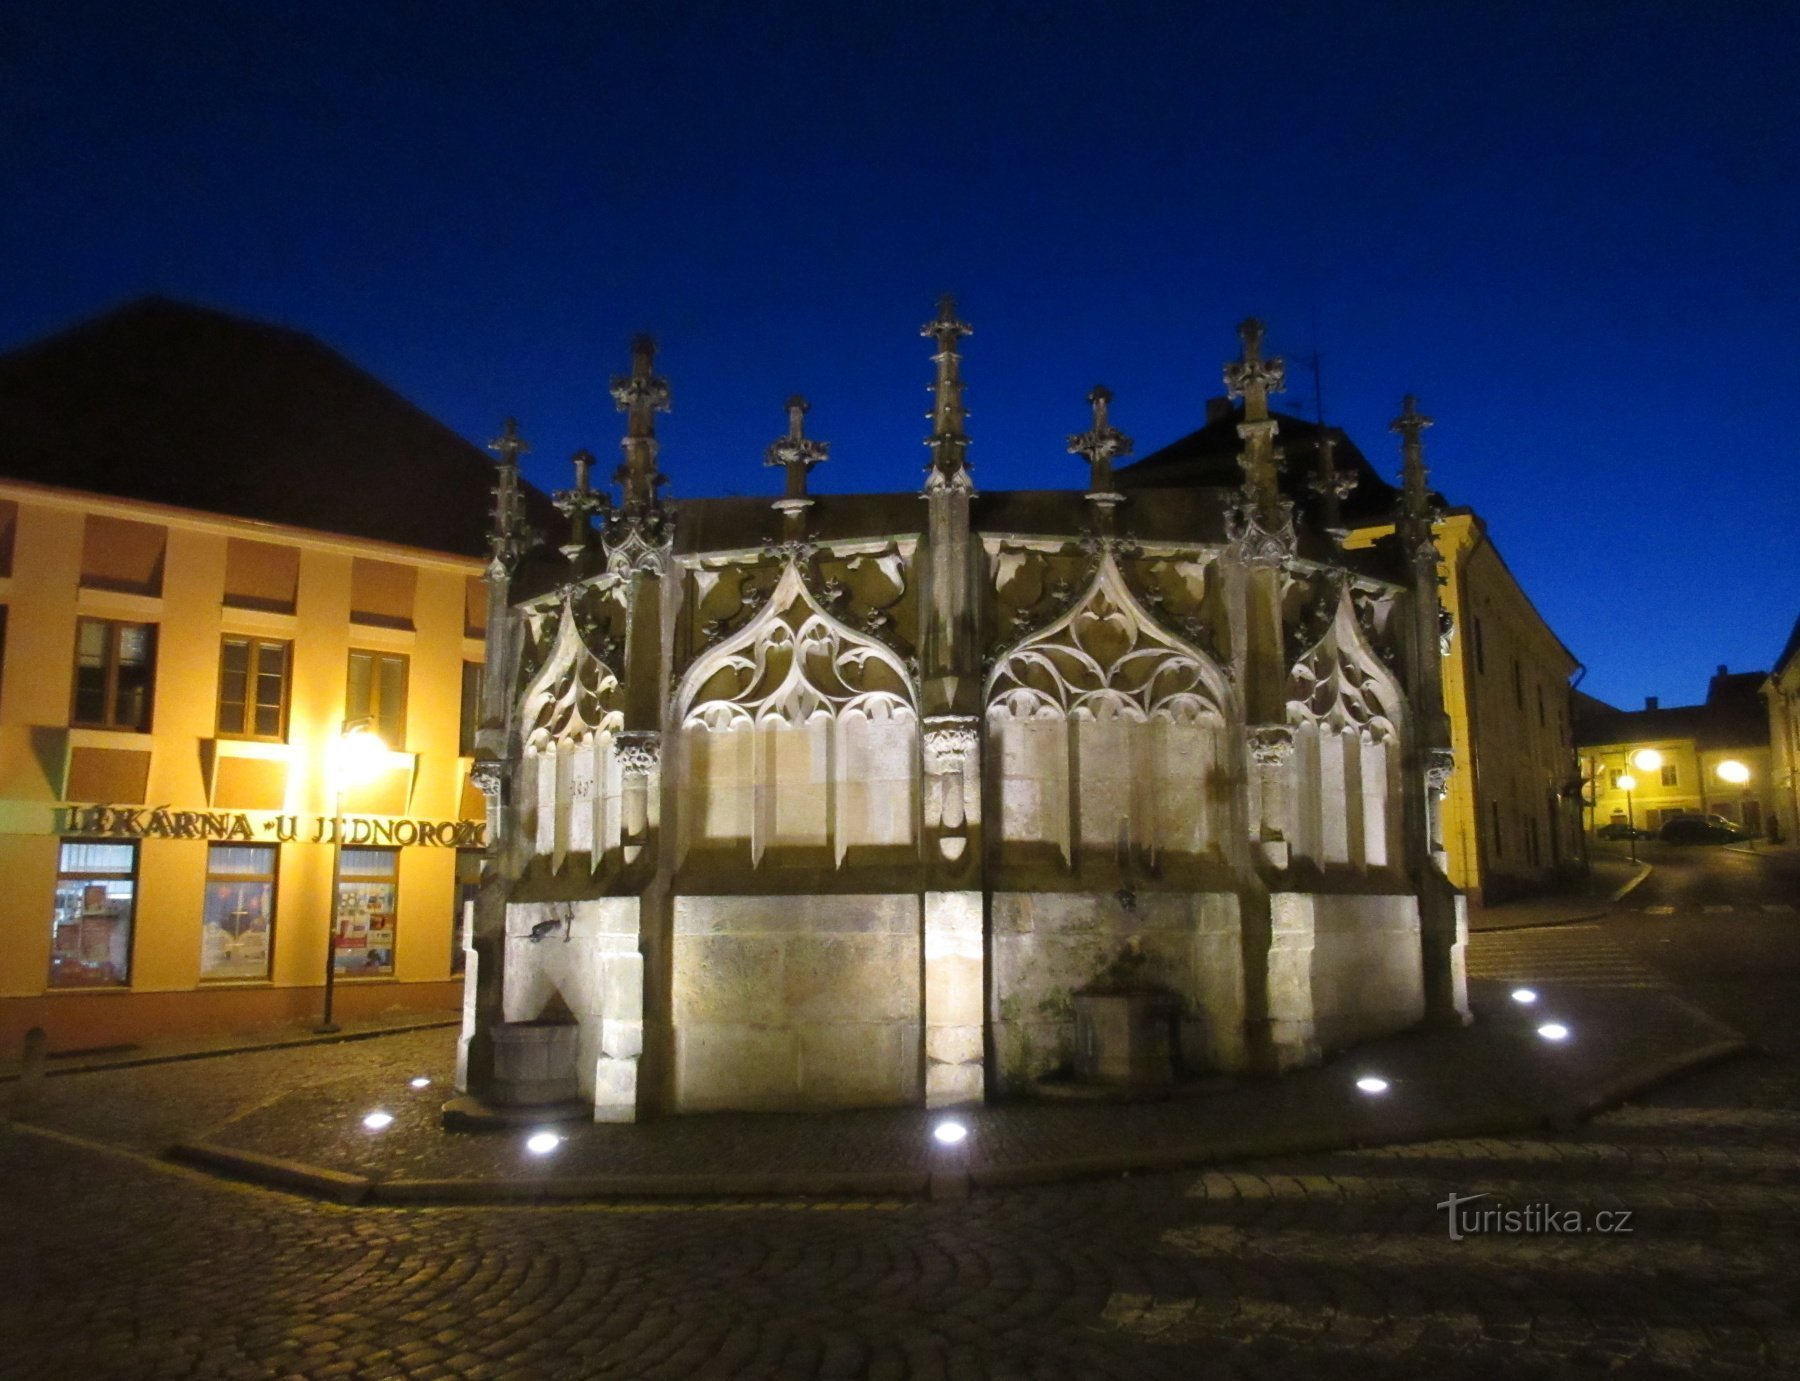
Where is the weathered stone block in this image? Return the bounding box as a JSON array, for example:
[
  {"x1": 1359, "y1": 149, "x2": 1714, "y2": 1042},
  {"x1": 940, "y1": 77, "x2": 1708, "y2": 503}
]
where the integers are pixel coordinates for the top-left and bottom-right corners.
[
  {"x1": 926, "y1": 1060, "x2": 985, "y2": 1108},
  {"x1": 600, "y1": 1017, "x2": 642, "y2": 1059},
  {"x1": 925, "y1": 1023, "x2": 983, "y2": 1066},
  {"x1": 672, "y1": 935, "x2": 785, "y2": 1026},
  {"x1": 797, "y1": 1022, "x2": 919, "y2": 1107},
  {"x1": 675, "y1": 1023, "x2": 799, "y2": 1111},
  {"x1": 783, "y1": 934, "x2": 919, "y2": 1024},
  {"x1": 592, "y1": 1055, "x2": 638, "y2": 1123}
]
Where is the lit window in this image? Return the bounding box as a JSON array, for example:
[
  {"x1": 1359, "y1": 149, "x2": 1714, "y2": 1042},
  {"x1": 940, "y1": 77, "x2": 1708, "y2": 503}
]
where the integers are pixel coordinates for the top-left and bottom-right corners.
[
  {"x1": 200, "y1": 844, "x2": 278, "y2": 981},
  {"x1": 72, "y1": 618, "x2": 156, "y2": 730},
  {"x1": 334, "y1": 847, "x2": 398, "y2": 977},
  {"x1": 217, "y1": 637, "x2": 291, "y2": 740},
  {"x1": 346, "y1": 650, "x2": 408, "y2": 749},
  {"x1": 50, "y1": 841, "x2": 136, "y2": 988}
]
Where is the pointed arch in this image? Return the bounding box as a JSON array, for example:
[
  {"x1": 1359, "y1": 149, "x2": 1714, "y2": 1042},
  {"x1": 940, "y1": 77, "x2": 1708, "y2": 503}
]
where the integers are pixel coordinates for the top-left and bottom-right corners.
[
  {"x1": 1286, "y1": 583, "x2": 1407, "y2": 868},
  {"x1": 985, "y1": 551, "x2": 1232, "y2": 865},
  {"x1": 676, "y1": 562, "x2": 918, "y2": 864}
]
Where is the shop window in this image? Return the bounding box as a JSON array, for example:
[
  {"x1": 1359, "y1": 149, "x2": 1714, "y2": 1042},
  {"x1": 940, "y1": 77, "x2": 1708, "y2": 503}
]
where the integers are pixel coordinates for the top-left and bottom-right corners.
[
  {"x1": 49, "y1": 841, "x2": 136, "y2": 988},
  {"x1": 333, "y1": 847, "x2": 398, "y2": 978},
  {"x1": 460, "y1": 661, "x2": 483, "y2": 756},
  {"x1": 217, "y1": 637, "x2": 291, "y2": 740},
  {"x1": 80, "y1": 516, "x2": 165, "y2": 596},
  {"x1": 452, "y1": 848, "x2": 481, "y2": 976},
  {"x1": 72, "y1": 618, "x2": 157, "y2": 730},
  {"x1": 200, "y1": 844, "x2": 277, "y2": 981},
  {"x1": 1661, "y1": 764, "x2": 1678, "y2": 787},
  {"x1": 223, "y1": 538, "x2": 299, "y2": 615},
  {"x1": 346, "y1": 650, "x2": 408, "y2": 748}
]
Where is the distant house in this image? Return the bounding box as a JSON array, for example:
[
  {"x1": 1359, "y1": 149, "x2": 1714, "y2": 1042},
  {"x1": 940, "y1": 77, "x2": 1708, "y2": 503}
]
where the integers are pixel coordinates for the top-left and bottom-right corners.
[
  {"x1": 0, "y1": 297, "x2": 552, "y2": 1055},
  {"x1": 1121, "y1": 405, "x2": 1585, "y2": 906},
  {"x1": 1762, "y1": 616, "x2": 1800, "y2": 844},
  {"x1": 1576, "y1": 668, "x2": 1774, "y2": 838}
]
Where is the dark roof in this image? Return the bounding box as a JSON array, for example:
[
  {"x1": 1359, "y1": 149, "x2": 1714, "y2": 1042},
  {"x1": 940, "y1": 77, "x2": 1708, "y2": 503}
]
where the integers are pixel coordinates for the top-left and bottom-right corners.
[
  {"x1": 1117, "y1": 401, "x2": 1406, "y2": 527},
  {"x1": 0, "y1": 297, "x2": 555, "y2": 558},
  {"x1": 1576, "y1": 669, "x2": 1769, "y2": 752}
]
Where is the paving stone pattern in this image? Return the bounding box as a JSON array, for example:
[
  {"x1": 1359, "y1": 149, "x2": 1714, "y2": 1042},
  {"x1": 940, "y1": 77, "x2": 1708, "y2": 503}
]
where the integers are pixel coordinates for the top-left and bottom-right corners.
[{"x1": 2, "y1": 1048, "x2": 1797, "y2": 1377}]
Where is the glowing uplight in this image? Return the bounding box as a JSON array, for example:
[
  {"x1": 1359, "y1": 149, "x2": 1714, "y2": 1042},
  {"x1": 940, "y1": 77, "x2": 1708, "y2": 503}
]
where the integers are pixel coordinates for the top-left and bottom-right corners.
[
  {"x1": 1630, "y1": 749, "x2": 1663, "y2": 773},
  {"x1": 409, "y1": 1077, "x2": 432, "y2": 1089},
  {"x1": 362, "y1": 1111, "x2": 394, "y2": 1131},
  {"x1": 1511, "y1": 988, "x2": 1538, "y2": 1005},
  {"x1": 525, "y1": 1131, "x2": 562, "y2": 1156},
  {"x1": 1616, "y1": 773, "x2": 1637, "y2": 794},
  {"x1": 1716, "y1": 760, "x2": 1751, "y2": 785},
  {"x1": 1537, "y1": 1023, "x2": 1571, "y2": 1042},
  {"x1": 932, "y1": 1119, "x2": 968, "y2": 1146},
  {"x1": 1355, "y1": 1076, "x2": 1389, "y2": 1095}
]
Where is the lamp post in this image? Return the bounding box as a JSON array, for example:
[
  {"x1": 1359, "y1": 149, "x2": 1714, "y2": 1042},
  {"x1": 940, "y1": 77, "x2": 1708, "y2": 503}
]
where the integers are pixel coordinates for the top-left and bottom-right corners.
[
  {"x1": 317, "y1": 720, "x2": 390, "y2": 1033},
  {"x1": 1617, "y1": 772, "x2": 1638, "y2": 864}
]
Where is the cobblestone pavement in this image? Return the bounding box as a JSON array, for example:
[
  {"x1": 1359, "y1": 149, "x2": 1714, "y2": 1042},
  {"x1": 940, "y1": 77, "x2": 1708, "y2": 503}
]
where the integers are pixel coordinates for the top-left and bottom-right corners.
[{"x1": 3, "y1": 1044, "x2": 1797, "y2": 1378}]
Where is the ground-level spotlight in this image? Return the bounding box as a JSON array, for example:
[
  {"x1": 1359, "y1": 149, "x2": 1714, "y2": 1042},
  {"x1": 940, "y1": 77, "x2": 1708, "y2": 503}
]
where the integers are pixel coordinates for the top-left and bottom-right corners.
[
  {"x1": 525, "y1": 1131, "x2": 562, "y2": 1156},
  {"x1": 362, "y1": 1111, "x2": 394, "y2": 1131},
  {"x1": 1537, "y1": 1022, "x2": 1571, "y2": 1042},
  {"x1": 1355, "y1": 1076, "x2": 1389, "y2": 1095},
  {"x1": 409, "y1": 1076, "x2": 432, "y2": 1089},
  {"x1": 932, "y1": 1119, "x2": 968, "y2": 1147},
  {"x1": 1511, "y1": 988, "x2": 1538, "y2": 1005}
]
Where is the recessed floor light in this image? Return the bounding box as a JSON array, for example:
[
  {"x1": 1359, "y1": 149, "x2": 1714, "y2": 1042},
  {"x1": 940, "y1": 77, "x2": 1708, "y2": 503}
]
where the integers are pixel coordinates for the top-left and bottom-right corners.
[
  {"x1": 409, "y1": 1077, "x2": 431, "y2": 1089},
  {"x1": 1511, "y1": 988, "x2": 1538, "y2": 1004},
  {"x1": 526, "y1": 1131, "x2": 562, "y2": 1156},
  {"x1": 1355, "y1": 1076, "x2": 1389, "y2": 1094},
  {"x1": 933, "y1": 1120, "x2": 968, "y2": 1146},
  {"x1": 1537, "y1": 1023, "x2": 1570, "y2": 1042},
  {"x1": 362, "y1": 1111, "x2": 394, "y2": 1131}
]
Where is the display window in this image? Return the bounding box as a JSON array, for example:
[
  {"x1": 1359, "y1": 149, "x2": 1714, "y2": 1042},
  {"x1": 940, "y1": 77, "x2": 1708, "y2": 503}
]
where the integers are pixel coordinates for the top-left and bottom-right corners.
[
  {"x1": 334, "y1": 847, "x2": 398, "y2": 977},
  {"x1": 50, "y1": 841, "x2": 137, "y2": 988},
  {"x1": 200, "y1": 843, "x2": 277, "y2": 980}
]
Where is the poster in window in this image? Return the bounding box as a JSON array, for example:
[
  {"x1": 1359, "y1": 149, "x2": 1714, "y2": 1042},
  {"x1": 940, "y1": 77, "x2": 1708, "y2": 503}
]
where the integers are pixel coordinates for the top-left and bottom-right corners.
[{"x1": 333, "y1": 878, "x2": 397, "y2": 977}]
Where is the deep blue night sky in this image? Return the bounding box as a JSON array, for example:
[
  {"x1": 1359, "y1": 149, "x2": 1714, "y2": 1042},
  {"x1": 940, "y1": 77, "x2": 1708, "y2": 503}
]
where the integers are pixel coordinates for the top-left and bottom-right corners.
[{"x1": 3, "y1": 1, "x2": 1796, "y2": 709}]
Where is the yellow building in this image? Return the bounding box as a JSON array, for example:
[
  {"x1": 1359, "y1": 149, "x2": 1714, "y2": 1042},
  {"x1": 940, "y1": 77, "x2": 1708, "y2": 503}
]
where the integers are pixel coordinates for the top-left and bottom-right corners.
[
  {"x1": 1766, "y1": 616, "x2": 1800, "y2": 844},
  {"x1": 1579, "y1": 669, "x2": 1775, "y2": 838},
  {"x1": 0, "y1": 299, "x2": 540, "y2": 1055},
  {"x1": 1346, "y1": 510, "x2": 1583, "y2": 903},
  {"x1": 1121, "y1": 401, "x2": 1585, "y2": 906}
]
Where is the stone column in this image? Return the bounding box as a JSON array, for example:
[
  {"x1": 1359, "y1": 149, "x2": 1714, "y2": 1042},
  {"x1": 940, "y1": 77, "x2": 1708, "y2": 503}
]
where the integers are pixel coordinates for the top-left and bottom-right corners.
[
  {"x1": 922, "y1": 716, "x2": 984, "y2": 1106},
  {"x1": 1393, "y1": 396, "x2": 1471, "y2": 1028},
  {"x1": 917, "y1": 298, "x2": 988, "y2": 1106}
]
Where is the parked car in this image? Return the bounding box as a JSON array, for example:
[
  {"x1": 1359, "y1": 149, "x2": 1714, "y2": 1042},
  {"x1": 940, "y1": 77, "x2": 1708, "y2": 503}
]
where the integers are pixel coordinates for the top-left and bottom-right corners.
[
  {"x1": 1596, "y1": 823, "x2": 1654, "y2": 841},
  {"x1": 1658, "y1": 814, "x2": 1747, "y2": 845}
]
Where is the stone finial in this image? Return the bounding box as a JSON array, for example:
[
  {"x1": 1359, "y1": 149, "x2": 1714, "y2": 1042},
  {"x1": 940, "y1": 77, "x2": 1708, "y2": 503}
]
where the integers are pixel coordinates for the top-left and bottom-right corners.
[
  {"x1": 764, "y1": 395, "x2": 829, "y2": 514},
  {"x1": 1223, "y1": 318, "x2": 1285, "y2": 423},
  {"x1": 922, "y1": 295, "x2": 974, "y2": 494},
  {"x1": 1307, "y1": 429, "x2": 1357, "y2": 541},
  {"x1": 485, "y1": 416, "x2": 532, "y2": 567},
  {"x1": 1392, "y1": 394, "x2": 1438, "y2": 566},
  {"x1": 553, "y1": 448, "x2": 610, "y2": 557},
  {"x1": 1067, "y1": 385, "x2": 1134, "y2": 494},
  {"x1": 1223, "y1": 319, "x2": 1288, "y2": 533},
  {"x1": 609, "y1": 334, "x2": 672, "y2": 512}
]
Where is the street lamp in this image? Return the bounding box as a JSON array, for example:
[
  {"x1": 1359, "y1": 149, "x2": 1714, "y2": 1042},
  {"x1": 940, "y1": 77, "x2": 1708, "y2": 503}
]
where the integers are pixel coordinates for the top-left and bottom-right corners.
[
  {"x1": 317, "y1": 720, "x2": 390, "y2": 1033},
  {"x1": 1617, "y1": 772, "x2": 1639, "y2": 864},
  {"x1": 1631, "y1": 748, "x2": 1663, "y2": 774},
  {"x1": 1716, "y1": 759, "x2": 1751, "y2": 785}
]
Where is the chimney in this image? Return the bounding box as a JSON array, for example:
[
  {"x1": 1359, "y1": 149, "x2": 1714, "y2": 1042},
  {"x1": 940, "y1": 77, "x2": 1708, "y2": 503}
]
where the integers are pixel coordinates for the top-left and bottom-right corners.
[
  {"x1": 1645, "y1": 696, "x2": 1659, "y2": 710},
  {"x1": 1717, "y1": 664, "x2": 1728, "y2": 677},
  {"x1": 1205, "y1": 395, "x2": 1234, "y2": 424}
]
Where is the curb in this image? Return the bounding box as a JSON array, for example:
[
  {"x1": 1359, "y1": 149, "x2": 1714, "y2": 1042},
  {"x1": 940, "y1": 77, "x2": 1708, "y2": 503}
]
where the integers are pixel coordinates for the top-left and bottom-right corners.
[
  {"x1": 1563, "y1": 1036, "x2": 1754, "y2": 1124},
  {"x1": 1474, "y1": 909, "x2": 1608, "y2": 935},
  {"x1": 0, "y1": 1018, "x2": 460, "y2": 1084},
  {"x1": 1610, "y1": 862, "x2": 1654, "y2": 903},
  {"x1": 167, "y1": 1142, "x2": 373, "y2": 1204}
]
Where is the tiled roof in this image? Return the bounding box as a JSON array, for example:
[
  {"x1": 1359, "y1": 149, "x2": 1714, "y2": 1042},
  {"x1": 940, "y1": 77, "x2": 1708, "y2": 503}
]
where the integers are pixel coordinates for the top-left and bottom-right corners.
[{"x1": 0, "y1": 297, "x2": 555, "y2": 558}]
